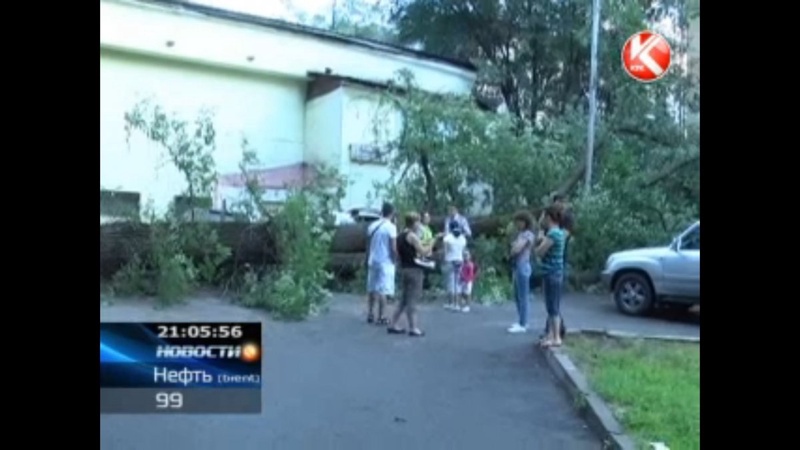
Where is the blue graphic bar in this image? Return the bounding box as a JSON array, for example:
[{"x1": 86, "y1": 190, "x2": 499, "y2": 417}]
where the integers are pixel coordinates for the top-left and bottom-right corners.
[{"x1": 100, "y1": 322, "x2": 262, "y2": 390}]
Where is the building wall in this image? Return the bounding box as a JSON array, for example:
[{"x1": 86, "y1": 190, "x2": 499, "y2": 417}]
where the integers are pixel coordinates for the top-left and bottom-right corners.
[
  {"x1": 100, "y1": 0, "x2": 477, "y2": 215},
  {"x1": 304, "y1": 88, "x2": 344, "y2": 169},
  {"x1": 339, "y1": 85, "x2": 403, "y2": 209},
  {"x1": 101, "y1": 0, "x2": 475, "y2": 95},
  {"x1": 100, "y1": 49, "x2": 306, "y2": 213}
]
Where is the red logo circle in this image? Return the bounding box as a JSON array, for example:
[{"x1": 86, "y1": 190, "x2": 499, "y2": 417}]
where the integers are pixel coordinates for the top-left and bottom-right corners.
[{"x1": 621, "y1": 30, "x2": 672, "y2": 82}]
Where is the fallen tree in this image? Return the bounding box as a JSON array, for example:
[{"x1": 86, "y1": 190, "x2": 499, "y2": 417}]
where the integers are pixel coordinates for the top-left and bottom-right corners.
[
  {"x1": 100, "y1": 222, "x2": 277, "y2": 278},
  {"x1": 101, "y1": 214, "x2": 518, "y2": 279},
  {"x1": 329, "y1": 214, "x2": 512, "y2": 253}
]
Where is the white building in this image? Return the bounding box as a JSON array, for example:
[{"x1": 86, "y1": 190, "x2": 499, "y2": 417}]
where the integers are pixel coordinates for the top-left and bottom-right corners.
[{"x1": 100, "y1": 0, "x2": 476, "y2": 217}]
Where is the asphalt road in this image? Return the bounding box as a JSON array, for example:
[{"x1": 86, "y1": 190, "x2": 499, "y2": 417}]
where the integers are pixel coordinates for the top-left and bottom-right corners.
[{"x1": 100, "y1": 292, "x2": 698, "y2": 450}]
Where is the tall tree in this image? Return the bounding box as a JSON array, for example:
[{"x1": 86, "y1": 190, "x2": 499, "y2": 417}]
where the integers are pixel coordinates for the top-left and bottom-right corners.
[
  {"x1": 389, "y1": 0, "x2": 699, "y2": 195},
  {"x1": 282, "y1": 0, "x2": 399, "y2": 43}
]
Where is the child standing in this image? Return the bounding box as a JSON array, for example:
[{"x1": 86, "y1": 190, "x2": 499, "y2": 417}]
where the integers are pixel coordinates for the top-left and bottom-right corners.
[
  {"x1": 458, "y1": 250, "x2": 477, "y2": 312},
  {"x1": 442, "y1": 221, "x2": 466, "y2": 310}
]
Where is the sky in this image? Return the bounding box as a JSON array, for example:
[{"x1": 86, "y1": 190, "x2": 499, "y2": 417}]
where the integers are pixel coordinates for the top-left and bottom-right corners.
[{"x1": 194, "y1": 0, "x2": 338, "y2": 21}]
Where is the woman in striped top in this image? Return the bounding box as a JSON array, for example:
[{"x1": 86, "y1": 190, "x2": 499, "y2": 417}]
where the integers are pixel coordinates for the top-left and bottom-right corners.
[{"x1": 535, "y1": 206, "x2": 566, "y2": 347}]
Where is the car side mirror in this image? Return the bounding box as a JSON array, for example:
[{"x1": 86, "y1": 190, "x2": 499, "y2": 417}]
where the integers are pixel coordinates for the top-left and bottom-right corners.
[{"x1": 670, "y1": 237, "x2": 680, "y2": 251}]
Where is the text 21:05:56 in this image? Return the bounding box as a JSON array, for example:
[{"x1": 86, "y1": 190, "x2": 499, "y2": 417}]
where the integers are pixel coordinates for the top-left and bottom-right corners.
[{"x1": 157, "y1": 325, "x2": 244, "y2": 339}]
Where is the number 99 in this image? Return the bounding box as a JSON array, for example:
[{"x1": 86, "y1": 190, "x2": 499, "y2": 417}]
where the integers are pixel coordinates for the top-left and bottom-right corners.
[{"x1": 155, "y1": 392, "x2": 183, "y2": 409}]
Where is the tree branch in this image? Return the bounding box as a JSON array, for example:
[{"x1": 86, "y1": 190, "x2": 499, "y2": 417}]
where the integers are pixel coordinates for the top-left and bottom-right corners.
[
  {"x1": 554, "y1": 132, "x2": 611, "y2": 196},
  {"x1": 419, "y1": 149, "x2": 437, "y2": 211},
  {"x1": 614, "y1": 126, "x2": 677, "y2": 148},
  {"x1": 396, "y1": 161, "x2": 412, "y2": 184},
  {"x1": 640, "y1": 153, "x2": 700, "y2": 188}
]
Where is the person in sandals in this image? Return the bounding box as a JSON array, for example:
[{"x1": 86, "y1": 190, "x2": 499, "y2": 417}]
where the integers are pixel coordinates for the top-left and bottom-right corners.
[
  {"x1": 536, "y1": 206, "x2": 566, "y2": 347},
  {"x1": 387, "y1": 212, "x2": 434, "y2": 337},
  {"x1": 365, "y1": 202, "x2": 398, "y2": 325}
]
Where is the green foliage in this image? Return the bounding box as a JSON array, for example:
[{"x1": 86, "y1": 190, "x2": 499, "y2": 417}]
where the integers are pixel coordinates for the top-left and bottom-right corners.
[
  {"x1": 112, "y1": 100, "x2": 346, "y2": 318},
  {"x1": 234, "y1": 150, "x2": 346, "y2": 320},
  {"x1": 472, "y1": 271, "x2": 512, "y2": 305},
  {"x1": 373, "y1": 0, "x2": 699, "y2": 289},
  {"x1": 230, "y1": 139, "x2": 268, "y2": 221},
  {"x1": 328, "y1": 265, "x2": 368, "y2": 294},
  {"x1": 374, "y1": 71, "x2": 573, "y2": 213},
  {"x1": 286, "y1": 0, "x2": 398, "y2": 43},
  {"x1": 110, "y1": 212, "x2": 232, "y2": 307},
  {"x1": 111, "y1": 254, "x2": 149, "y2": 296},
  {"x1": 470, "y1": 235, "x2": 510, "y2": 274},
  {"x1": 466, "y1": 235, "x2": 512, "y2": 302},
  {"x1": 569, "y1": 184, "x2": 697, "y2": 274},
  {"x1": 125, "y1": 99, "x2": 217, "y2": 218},
  {"x1": 568, "y1": 336, "x2": 700, "y2": 449},
  {"x1": 112, "y1": 101, "x2": 231, "y2": 307}
]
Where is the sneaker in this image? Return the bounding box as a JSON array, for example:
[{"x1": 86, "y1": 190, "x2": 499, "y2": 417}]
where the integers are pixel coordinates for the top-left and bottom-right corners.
[
  {"x1": 507, "y1": 324, "x2": 527, "y2": 334},
  {"x1": 461, "y1": 306, "x2": 470, "y2": 313}
]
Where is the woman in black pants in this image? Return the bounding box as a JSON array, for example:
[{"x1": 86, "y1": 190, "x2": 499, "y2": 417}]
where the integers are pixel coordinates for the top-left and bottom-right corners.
[{"x1": 387, "y1": 212, "x2": 432, "y2": 337}]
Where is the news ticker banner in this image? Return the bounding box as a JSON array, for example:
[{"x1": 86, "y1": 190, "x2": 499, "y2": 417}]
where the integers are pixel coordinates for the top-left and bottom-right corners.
[{"x1": 100, "y1": 322, "x2": 262, "y2": 414}]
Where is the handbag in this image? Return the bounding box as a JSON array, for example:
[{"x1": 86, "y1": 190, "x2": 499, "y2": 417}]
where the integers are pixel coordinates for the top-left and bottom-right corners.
[
  {"x1": 414, "y1": 256, "x2": 436, "y2": 270},
  {"x1": 364, "y1": 220, "x2": 385, "y2": 268}
]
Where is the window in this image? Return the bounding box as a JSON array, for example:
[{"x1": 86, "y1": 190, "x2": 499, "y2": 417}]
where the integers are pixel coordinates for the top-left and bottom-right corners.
[
  {"x1": 172, "y1": 195, "x2": 213, "y2": 218},
  {"x1": 349, "y1": 143, "x2": 390, "y2": 165},
  {"x1": 681, "y1": 225, "x2": 700, "y2": 250},
  {"x1": 100, "y1": 189, "x2": 140, "y2": 220}
]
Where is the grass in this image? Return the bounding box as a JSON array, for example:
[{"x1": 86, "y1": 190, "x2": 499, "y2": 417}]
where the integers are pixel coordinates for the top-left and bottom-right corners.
[{"x1": 565, "y1": 335, "x2": 700, "y2": 450}]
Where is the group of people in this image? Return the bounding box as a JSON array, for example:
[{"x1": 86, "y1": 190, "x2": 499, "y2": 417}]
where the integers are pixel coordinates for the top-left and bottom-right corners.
[
  {"x1": 364, "y1": 196, "x2": 573, "y2": 347},
  {"x1": 507, "y1": 197, "x2": 573, "y2": 348}
]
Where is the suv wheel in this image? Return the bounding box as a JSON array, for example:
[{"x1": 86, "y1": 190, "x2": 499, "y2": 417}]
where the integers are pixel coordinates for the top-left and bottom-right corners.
[{"x1": 613, "y1": 272, "x2": 654, "y2": 316}]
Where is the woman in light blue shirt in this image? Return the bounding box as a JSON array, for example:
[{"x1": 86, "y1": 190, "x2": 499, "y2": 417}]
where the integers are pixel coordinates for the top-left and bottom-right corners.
[{"x1": 507, "y1": 211, "x2": 536, "y2": 333}]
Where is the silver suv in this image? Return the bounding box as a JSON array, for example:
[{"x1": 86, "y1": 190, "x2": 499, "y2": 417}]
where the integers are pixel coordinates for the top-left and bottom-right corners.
[{"x1": 601, "y1": 221, "x2": 700, "y2": 315}]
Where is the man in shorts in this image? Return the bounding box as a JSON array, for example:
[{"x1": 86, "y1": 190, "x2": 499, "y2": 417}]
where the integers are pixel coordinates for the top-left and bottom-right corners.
[{"x1": 366, "y1": 202, "x2": 398, "y2": 325}]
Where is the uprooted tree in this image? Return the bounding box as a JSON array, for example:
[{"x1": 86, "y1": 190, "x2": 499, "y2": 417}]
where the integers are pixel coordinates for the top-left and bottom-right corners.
[{"x1": 372, "y1": 0, "x2": 699, "y2": 280}]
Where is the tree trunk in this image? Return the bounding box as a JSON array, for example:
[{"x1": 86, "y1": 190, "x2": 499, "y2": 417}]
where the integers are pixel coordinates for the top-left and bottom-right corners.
[
  {"x1": 100, "y1": 222, "x2": 277, "y2": 278},
  {"x1": 101, "y1": 215, "x2": 519, "y2": 279}
]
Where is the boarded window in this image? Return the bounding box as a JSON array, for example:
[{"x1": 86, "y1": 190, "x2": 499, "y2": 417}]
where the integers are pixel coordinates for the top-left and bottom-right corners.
[
  {"x1": 349, "y1": 143, "x2": 390, "y2": 165},
  {"x1": 172, "y1": 195, "x2": 213, "y2": 218},
  {"x1": 100, "y1": 190, "x2": 140, "y2": 219}
]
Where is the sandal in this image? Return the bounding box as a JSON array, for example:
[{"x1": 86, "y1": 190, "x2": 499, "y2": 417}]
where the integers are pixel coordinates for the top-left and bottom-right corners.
[
  {"x1": 408, "y1": 330, "x2": 426, "y2": 337},
  {"x1": 387, "y1": 327, "x2": 406, "y2": 334},
  {"x1": 540, "y1": 339, "x2": 562, "y2": 348},
  {"x1": 376, "y1": 317, "x2": 389, "y2": 325}
]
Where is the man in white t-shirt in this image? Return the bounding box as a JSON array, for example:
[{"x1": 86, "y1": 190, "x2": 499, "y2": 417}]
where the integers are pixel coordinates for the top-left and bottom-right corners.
[
  {"x1": 442, "y1": 220, "x2": 467, "y2": 310},
  {"x1": 366, "y1": 202, "x2": 398, "y2": 325}
]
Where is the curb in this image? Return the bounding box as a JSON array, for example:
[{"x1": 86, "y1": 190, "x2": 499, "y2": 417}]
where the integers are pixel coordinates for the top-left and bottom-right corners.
[
  {"x1": 543, "y1": 346, "x2": 637, "y2": 450},
  {"x1": 544, "y1": 330, "x2": 698, "y2": 449},
  {"x1": 572, "y1": 327, "x2": 700, "y2": 344}
]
